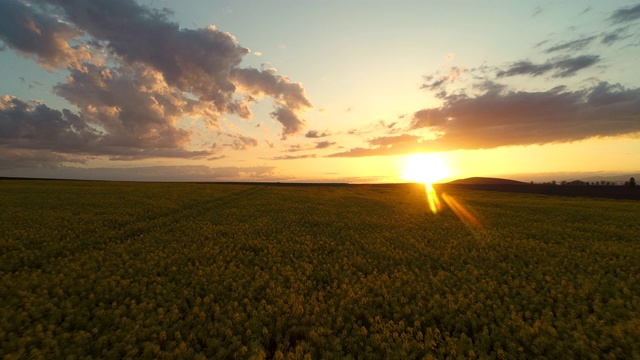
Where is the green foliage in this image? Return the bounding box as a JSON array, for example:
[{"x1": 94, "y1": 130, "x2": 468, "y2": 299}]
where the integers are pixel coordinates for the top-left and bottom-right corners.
[{"x1": 1, "y1": 180, "x2": 639, "y2": 359}]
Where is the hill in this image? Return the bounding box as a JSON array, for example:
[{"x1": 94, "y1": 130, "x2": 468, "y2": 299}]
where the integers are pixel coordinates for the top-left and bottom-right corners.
[{"x1": 445, "y1": 177, "x2": 526, "y2": 185}]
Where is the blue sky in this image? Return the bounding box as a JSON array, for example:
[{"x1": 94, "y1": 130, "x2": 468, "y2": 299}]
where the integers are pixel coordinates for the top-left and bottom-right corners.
[{"x1": 1, "y1": 0, "x2": 639, "y2": 182}]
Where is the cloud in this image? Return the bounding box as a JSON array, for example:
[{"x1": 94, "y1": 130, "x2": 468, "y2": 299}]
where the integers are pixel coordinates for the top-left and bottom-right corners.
[
  {"x1": 413, "y1": 82, "x2": 640, "y2": 148},
  {"x1": 269, "y1": 154, "x2": 316, "y2": 160},
  {"x1": 0, "y1": 164, "x2": 279, "y2": 181},
  {"x1": 327, "y1": 134, "x2": 423, "y2": 158},
  {"x1": 532, "y1": 6, "x2": 543, "y2": 17},
  {"x1": 610, "y1": 3, "x2": 640, "y2": 23},
  {"x1": 347, "y1": 120, "x2": 399, "y2": 136},
  {"x1": 580, "y1": 6, "x2": 592, "y2": 16},
  {"x1": 368, "y1": 134, "x2": 422, "y2": 147},
  {"x1": 0, "y1": 0, "x2": 91, "y2": 69},
  {"x1": 0, "y1": 148, "x2": 86, "y2": 170},
  {"x1": 41, "y1": 0, "x2": 247, "y2": 108},
  {"x1": 305, "y1": 130, "x2": 331, "y2": 138},
  {"x1": 270, "y1": 107, "x2": 305, "y2": 139},
  {"x1": 496, "y1": 55, "x2": 600, "y2": 78},
  {"x1": 314, "y1": 141, "x2": 335, "y2": 149},
  {"x1": 0, "y1": 94, "x2": 212, "y2": 169},
  {"x1": 0, "y1": 95, "x2": 99, "y2": 151},
  {"x1": 330, "y1": 82, "x2": 640, "y2": 157},
  {"x1": 0, "y1": 0, "x2": 313, "y2": 169},
  {"x1": 421, "y1": 66, "x2": 465, "y2": 92},
  {"x1": 231, "y1": 67, "x2": 312, "y2": 114},
  {"x1": 53, "y1": 63, "x2": 197, "y2": 149},
  {"x1": 218, "y1": 133, "x2": 258, "y2": 150},
  {"x1": 601, "y1": 27, "x2": 633, "y2": 45},
  {"x1": 285, "y1": 141, "x2": 335, "y2": 152},
  {"x1": 545, "y1": 36, "x2": 596, "y2": 53}
]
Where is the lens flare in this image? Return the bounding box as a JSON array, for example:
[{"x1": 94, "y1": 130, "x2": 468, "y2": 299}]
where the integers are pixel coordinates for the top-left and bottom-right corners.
[
  {"x1": 403, "y1": 153, "x2": 449, "y2": 213},
  {"x1": 441, "y1": 193, "x2": 482, "y2": 229},
  {"x1": 425, "y1": 183, "x2": 442, "y2": 214}
]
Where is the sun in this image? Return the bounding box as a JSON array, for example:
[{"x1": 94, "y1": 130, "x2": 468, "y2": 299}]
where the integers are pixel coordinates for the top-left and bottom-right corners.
[{"x1": 402, "y1": 153, "x2": 449, "y2": 185}]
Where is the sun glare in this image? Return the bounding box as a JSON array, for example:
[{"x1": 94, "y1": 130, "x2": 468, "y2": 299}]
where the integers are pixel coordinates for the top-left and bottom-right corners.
[
  {"x1": 403, "y1": 153, "x2": 449, "y2": 214},
  {"x1": 402, "y1": 153, "x2": 449, "y2": 185}
]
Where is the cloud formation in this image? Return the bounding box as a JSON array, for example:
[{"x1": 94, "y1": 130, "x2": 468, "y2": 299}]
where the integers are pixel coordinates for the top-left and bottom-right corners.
[
  {"x1": 270, "y1": 107, "x2": 305, "y2": 139},
  {"x1": 0, "y1": 0, "x2": 312, "y2": 169},
  {"x1": 0, "y1": 94, "x2": 212, "y2": 166},
  {"x1": 610, "y1": 3, "x2": 640, "y2": 23},
  {"x1": 496, "y1": 55, "x2": 600, "y2": 78},
  {"x1": 330, "y1": 82, "x2": 640, "y2": 157},
  {"x1": 269, "y1": 154, "x2": 317, "y2": 160},
  {"x1": 0, "y1": 164, "x2": 278, "y2": 182},
  {"x1": 305, "y1": 130, "x2": 331, "y2": 138},
  {"x1": 545, "y1": 36, "x2": 596, "y2": 53},
  {"x1": 0, "y1": 0, "x2": 91, "y2": 69}
]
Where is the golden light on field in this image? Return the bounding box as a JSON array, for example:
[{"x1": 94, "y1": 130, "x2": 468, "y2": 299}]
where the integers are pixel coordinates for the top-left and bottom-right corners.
[{"x1": 402, "y1": 153, "x2": 449, "y2": 214}]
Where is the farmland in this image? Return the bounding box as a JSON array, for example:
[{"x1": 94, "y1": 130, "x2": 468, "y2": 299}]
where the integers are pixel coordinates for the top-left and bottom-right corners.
[{"x1": 1, "y1": 180, "x2": 639, "y2": 359}]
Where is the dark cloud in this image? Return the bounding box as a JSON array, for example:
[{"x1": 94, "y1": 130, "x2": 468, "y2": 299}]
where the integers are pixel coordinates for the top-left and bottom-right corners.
[
  {"x1": 413, "y1": 82, "x2": 640, "y2": 148},
  {"x1": 270, "y1": 107, "x2": 305, "y2": 139},
  {"x1": 496, "y1": 55, "x2": 600, "y2": 78},
  {"x1": 330, "y1": 82, "x2": 640, "y2": 157},
  {"x1": 0, "y1": 148, "x2": 86, "y2": 170},
  {"x1": 545, "y1": 36, "x2": 596, "y2": 53},
  {"x1": 231, "y1": 68, "x2": 312, "y2": 111},
  {"x1": 305, "y1": 130, "x2": 331, "y2": 138},
  {"x1": 40, "y1": 0, "x2": 311, "y2": 120},
  {"x1": 601, "y1": 27, "x2": 633, "y2": 45},
  {"x1": 0, "y1": 0, "x2": 312, "y2": 168},
  {"x1": 0, "y1": 0, "x2": 90, "y2": 69},
  {"x1": 53, "y1": 63, "x2": 195, "y2": 149},
  {"x1": 0, "y1": 95, "x2": 100, "y2": 151},
  {"x1": 40, "y1": 0, "x2": 245, "y2": 107},
  {"x1": 314, "y1": 141, "x2": 335, "y2": 149},
  {"x1": 0, "y1": 94, "x2": 212, "y2": 169},
  {"x1": 610, "y1": 3, "x2": 640, "y2": 23}
]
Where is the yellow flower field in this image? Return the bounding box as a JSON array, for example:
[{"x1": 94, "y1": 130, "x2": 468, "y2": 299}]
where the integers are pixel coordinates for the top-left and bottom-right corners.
[{"x1": 1, "y1": 180, "x2": 639, "y2": 359}]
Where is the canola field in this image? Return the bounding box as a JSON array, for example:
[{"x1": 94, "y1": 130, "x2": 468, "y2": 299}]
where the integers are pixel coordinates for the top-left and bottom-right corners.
[{"x1": 1, "y1": 180, "x2": 639, "y2": 359}]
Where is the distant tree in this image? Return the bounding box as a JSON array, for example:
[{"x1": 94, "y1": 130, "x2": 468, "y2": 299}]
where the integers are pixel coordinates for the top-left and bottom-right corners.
[{"x1": 630, "y1": 177, "x2": 636, "y2": 187}]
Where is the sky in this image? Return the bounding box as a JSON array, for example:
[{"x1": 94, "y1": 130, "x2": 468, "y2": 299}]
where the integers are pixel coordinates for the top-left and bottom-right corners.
[{"x1": 1, "y1": 0, "x2": 639, "y2": 183}]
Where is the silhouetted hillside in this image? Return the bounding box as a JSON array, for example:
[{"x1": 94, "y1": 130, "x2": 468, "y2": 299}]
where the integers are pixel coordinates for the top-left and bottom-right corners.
[{"x1": 446, "y1": 177, "x2": 526, "y2": 185}]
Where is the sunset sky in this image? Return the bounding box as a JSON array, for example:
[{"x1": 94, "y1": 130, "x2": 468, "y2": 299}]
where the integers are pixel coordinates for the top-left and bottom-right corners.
[{"x1": 1, "y1": 0, "x2": 639, "y2": 183}]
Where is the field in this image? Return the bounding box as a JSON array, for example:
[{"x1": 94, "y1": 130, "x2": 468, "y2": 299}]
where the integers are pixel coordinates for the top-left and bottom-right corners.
[{"x1": 1, "y1": 180, "x2": 639, "y2": 359}]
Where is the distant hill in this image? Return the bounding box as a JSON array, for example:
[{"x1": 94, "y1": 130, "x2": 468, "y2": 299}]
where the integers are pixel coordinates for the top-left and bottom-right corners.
[{"x1": 445, "y1": 177, "x2": 527, "y2": 185}]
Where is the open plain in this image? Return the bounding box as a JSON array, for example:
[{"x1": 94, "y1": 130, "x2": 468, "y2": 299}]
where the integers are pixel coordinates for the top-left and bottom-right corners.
[{"x1": 1, "y1": 180, "x2": 639, "y2": 359}]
